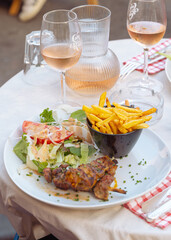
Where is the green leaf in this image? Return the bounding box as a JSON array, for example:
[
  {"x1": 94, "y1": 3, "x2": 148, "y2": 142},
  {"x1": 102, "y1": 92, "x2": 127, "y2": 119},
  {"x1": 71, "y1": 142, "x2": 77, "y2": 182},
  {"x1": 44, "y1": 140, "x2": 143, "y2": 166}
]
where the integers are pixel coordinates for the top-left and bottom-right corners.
[
  {"x1": 70, "y1": 110, "x2": 86, "y2": 123},
  {"x1": 64, "y1": 139, "x2": 73, "y2": 144},
  {"x1": 39, "y1": 108, "x2": 55, "y2": 123},
  {"x1": 88, "y1": 145, "x2": 97, "y2": 156},
  {"x1": 157, "y1": 52, "x2": 171, "y2": 61},
  {"x1": 69, "y1": 147, "x2": 81, "y2": 157},
  {"x1": 81, "y1": 143, "x2": 88, "y2": 163},
  {"x1": 32, "y1": 160, "x2": 48, "y2": 173},
  {"x1": 13, "y1": 134, "x2": 28, "y2": 163}
]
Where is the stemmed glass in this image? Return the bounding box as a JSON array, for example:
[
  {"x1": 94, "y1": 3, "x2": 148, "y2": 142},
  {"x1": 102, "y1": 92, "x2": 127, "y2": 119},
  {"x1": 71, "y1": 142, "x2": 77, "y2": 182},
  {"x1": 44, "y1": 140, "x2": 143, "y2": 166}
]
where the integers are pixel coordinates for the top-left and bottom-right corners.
[
  {"x1": 127, "y1": 0, "x2": 167, "y2": 92},
  {"x1": 40, "y1": 10, "x2": 82, "y2": 105}
]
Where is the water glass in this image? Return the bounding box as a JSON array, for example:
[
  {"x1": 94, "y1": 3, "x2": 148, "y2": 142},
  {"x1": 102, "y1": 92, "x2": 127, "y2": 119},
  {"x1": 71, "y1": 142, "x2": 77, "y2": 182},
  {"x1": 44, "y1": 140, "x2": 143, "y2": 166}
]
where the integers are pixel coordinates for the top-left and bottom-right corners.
[{"x1": 23, "y1": 31, "x2": 57, "y2": 86}]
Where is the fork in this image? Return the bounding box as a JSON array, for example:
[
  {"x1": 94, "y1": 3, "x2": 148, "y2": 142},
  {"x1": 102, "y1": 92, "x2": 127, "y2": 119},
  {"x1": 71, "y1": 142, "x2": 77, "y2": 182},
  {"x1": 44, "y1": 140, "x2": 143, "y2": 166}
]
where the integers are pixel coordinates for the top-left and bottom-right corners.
[{"x1": 119, "y1": 54, "x2": 166, "y2": 81}]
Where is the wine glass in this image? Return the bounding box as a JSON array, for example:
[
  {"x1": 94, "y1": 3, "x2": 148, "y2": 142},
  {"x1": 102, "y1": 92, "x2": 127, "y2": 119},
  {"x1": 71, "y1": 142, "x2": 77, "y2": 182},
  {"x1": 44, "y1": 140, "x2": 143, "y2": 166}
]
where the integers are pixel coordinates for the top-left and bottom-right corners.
[
  {"x1": 40, "y1": 10, "x2": 82, "y2": 105},
  {"x1": 127, "y1": 0, "x2": 167, "y2": 92}
]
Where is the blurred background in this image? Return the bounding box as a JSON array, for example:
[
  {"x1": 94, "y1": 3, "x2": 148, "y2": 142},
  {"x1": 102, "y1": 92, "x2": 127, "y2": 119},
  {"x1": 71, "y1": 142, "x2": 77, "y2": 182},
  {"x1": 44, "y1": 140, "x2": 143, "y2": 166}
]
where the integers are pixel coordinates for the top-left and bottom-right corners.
[
  {"x1": 0, "y1": 0, "x2": 170, "y2": 87},
  {"x1": 0, "y1": 0, "x2": 170, "y2": 239}
]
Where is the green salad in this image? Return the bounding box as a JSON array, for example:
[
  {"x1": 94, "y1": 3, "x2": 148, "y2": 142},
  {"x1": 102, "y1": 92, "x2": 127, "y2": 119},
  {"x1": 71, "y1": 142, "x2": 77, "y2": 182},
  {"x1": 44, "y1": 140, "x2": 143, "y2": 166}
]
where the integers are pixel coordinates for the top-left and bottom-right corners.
[{"x1": 13, "y1": 108, "x2": 98, "y2": 173}]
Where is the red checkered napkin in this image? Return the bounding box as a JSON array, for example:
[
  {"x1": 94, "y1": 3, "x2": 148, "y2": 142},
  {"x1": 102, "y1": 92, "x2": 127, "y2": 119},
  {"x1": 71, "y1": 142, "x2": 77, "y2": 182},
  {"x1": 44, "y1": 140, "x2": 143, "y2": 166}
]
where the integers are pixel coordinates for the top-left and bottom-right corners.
[
  {"x1": 124, "y1": 38, "x2": 171, "y2": 74},
  {"x1": 123, "y1": 171, "x2": 171, "y2": 229}
]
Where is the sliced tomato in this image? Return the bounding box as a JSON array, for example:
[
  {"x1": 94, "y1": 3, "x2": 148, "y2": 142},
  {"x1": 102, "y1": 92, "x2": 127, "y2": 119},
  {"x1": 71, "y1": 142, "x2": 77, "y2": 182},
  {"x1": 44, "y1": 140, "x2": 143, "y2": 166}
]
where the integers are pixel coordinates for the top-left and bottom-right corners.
[{"x1": 22, "y1": 121, "x2": 73, "y2": 144}]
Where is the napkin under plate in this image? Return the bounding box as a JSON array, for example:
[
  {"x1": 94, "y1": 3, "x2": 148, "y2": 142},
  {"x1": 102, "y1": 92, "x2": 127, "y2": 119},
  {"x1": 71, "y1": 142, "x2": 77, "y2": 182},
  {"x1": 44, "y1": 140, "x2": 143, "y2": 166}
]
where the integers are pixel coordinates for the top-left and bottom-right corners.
[{"x1": 123, "y1": 171, "x2": 171, "y2": 229}]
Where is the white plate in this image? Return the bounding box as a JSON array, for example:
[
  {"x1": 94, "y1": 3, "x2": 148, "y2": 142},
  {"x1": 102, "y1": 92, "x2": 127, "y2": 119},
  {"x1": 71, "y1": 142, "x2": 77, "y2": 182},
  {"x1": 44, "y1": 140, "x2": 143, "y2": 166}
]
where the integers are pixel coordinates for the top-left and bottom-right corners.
[
  {"x1": 165, "y1": 59, "x2": 171, "y2": 83},
  {"x1": 4, "y1": 123, "x2": 171, "y2": 210}
]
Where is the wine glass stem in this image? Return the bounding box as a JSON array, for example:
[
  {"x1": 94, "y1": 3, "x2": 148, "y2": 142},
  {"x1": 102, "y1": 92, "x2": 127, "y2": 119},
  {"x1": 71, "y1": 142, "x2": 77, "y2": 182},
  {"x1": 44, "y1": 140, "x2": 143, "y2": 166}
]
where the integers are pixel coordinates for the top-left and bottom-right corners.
[
  {"x1": 142, "y1": 47, "x2": 149, "y2": 85},
  {"x1": 61, "y1": 71, "x2": 66, "y2": 103}
]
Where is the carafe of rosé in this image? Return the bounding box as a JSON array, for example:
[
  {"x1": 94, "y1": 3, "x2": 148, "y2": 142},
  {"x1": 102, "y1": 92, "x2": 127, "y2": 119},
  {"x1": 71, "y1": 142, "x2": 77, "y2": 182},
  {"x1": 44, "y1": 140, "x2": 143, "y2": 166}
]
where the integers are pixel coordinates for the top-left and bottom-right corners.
[{"x1": 65, "y1": 5, "x2": 120, "y2": 96}]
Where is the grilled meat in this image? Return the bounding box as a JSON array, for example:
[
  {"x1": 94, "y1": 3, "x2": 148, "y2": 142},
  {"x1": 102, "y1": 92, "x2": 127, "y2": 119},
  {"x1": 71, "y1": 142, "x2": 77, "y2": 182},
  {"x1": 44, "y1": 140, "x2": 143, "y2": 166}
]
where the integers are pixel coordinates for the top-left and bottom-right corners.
[
  {"x1": 42, "y1": 156, "x2": 125, "y2": 200},
  {"x1": 43, "y1": 168, "x2": 52, "y2": 183},
  {"x1": 93, "y1": 174, "x2": 114, "y2": 201}
]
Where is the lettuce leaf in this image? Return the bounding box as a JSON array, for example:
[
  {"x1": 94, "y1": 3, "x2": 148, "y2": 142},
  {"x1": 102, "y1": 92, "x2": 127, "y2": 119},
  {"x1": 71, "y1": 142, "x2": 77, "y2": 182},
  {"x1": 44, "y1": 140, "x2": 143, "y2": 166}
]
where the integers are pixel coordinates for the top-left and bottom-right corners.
[
  {"x1": 88, "y1": 145, "x2": 97, "y2": 156},
  {"x1": 13, "y1": 134, "x2": 28, "y2": 163},
  {"x1": 32, "y1": 160, "x2": 48, "y2": 173},
  {"x1": 81, "y1": 143, "x2": 88, "y2": 163},
  {"x1": 70, "y1": 110, "x2": 86, "y2": 123},
  {"x1": 69, "y1": 147, "x2": 81, "y2": 157}
]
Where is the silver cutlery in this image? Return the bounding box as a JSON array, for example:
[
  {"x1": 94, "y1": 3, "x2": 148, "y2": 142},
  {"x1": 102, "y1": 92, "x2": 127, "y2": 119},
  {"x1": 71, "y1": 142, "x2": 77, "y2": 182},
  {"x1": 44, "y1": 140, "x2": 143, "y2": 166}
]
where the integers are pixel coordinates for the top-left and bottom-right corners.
[
  {"x1": 120, "y1": 54, "x2": 165, "y2": 81},
  {"x1": 141, "y1": 188, "x2": 171, "y2": 222}
]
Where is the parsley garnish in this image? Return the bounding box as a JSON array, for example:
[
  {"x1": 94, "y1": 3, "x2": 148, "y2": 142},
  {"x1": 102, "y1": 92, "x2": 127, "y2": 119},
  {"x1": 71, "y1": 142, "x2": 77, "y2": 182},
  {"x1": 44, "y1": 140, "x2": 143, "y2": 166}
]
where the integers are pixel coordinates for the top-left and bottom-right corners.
[{"x1": 39, "y1": 108, "x2": 55, "y2": 123}]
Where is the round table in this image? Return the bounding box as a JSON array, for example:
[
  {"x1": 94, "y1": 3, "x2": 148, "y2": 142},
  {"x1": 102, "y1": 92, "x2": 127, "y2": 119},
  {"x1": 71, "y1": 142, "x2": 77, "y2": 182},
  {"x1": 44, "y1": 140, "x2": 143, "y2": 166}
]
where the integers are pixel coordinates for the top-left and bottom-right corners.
[{"x1": 0, "y1": 39, "x2": 171, "y2": 240}]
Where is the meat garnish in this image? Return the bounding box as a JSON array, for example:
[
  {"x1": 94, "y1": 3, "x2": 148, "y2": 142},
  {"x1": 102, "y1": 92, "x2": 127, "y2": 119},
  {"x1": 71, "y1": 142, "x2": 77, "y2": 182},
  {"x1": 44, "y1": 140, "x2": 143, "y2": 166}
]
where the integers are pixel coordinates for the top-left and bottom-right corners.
[
  {"x1": 43, "y1": 156, "x2": 126, "y2": 200},
  {"x1": 43, "y1": 168, "x2": 52, "y2": 183},
  {"x1": 93, "y1": 174, "x2": 114, "y2": 201}
]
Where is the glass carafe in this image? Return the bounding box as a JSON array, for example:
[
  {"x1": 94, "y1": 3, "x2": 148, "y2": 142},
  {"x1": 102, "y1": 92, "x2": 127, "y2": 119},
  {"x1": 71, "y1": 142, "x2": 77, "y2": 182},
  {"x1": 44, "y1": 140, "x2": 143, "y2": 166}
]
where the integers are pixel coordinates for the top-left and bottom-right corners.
[{"x1": 65, "y1": 5, "x2": 120, "y2": 96}]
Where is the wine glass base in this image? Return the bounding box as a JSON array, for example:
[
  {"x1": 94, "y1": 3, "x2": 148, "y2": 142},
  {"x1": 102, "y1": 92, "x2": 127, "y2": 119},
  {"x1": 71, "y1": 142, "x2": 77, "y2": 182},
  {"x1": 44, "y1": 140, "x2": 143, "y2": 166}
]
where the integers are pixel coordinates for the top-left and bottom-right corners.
[{"x1": 128, "y1": 76, "x2": 163, "y2": 93}]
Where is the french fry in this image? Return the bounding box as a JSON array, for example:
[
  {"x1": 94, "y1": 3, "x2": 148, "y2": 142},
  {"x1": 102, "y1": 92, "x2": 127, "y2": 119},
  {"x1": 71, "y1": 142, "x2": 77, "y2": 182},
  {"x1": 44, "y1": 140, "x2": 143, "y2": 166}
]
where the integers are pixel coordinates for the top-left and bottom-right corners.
[
  {"x1": 92, "y1": 105, "x2": 112, "y2": 114},
  {"x1": 100, "y1": 125, "x2": 107, "y2": 133},
  {"x1": 86, "y1": 113, "x2": 95, "y2": 125},
  {"x1": 83, "y1": 91, "x2": 154, "y2": 135},
  {"x1": 88, "y1": 113, "x2": 102, "y2": 123},
  {"x1": 113, "y1": 102, "x2": 142, "y2": 113},
  {"x1": 125, "y1": 99, "x2": 130, "y2": 106},
  {"x1": 99, "y1": 92, "x2": 107, "y2": 107},
  {"x1": 126, "y1": 115, "x2": 140, "y2": 122},
  {"x1": 82, "y1": 105, "x2": 94, "y2": 114},
  {"x1": 109, "y1": 121, "x2": 118, "y2": 134},
  {"x1": 117, "y1": 124, "x2": 128, "y2": 134},
  {"x1": 142, "y1": 107, "x2": 157, "y2": 116},
  {"x1": 92, "y1": 125, "x2": 100, "y2": 132},
  {"x1": 106, "y1": 97, "x2": 111, "y2": 107},
  {"x1": 104, "y1": 122, "x2": 113, "y2": 134},
  {"x1": 98, "y1": 113, "x2": 111, "y2": 119},
  {"x1": 113, "y1": 108, "x2": 128, "y2": 121},
  {"x1": 114, "y1": 118, "x2": 120, "y2": 125},
  {"x1": 123, "y1": 115, "x2": 152, "y2": 129},
  {"x1": 132, "y1": 123, "x2": 149, "y2": 130},
  {"x1": 96, "y1": 114, "x2": 115, "y2": 127}
]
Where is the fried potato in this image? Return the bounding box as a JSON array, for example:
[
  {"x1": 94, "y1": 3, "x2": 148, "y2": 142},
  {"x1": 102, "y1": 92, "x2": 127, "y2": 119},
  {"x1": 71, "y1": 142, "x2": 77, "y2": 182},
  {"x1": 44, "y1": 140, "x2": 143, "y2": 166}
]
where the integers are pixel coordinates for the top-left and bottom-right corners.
[
  {"x1": 96, "y1": 114, "x2": 116, "y2": 127},
  {"x1": 142, "y1": 107, "x2": 157, "y2": 116},
  {"x1": 86, "y1": 113, "x2": 95, "y2": 125},
  {"x1": 109, "y1": 121, "x2": 118, "y2": 134},
  {"x1": 82, "y1": 105, "x2": 94, "y2": 114},
  {"x1": 92, "y1": 105, "x2": 112, "y2": 115},
  {"x1": 132, "y1": 123, "x2": 149, "y2": 130},
  {"x1": 113, "y1": 102, "x2": 142, "y2": 113},
  {"x1": 92, "y1": 125, "x2": 100, "y2": 132},
  {"x1": 99, "y1": 92, "x2": 107, "y2": 107},
  {"x1": 104, "y1": 122, "x2": 113, "y2": 134},
  {"x1": 125, "y1": 99, "x2": 130, "y2": 106},
  {"x1": 83, "y1": 92, "x2": 156, "y2": 135},
  {"x1": 123, "y1": 116, "x2": 152, "y2": 129},
  {"x1": 106, "y1": 97, "x2": 111, "y2": 107},
  {"x1": 88, "y1": 113, "x2": 102, "y2": 123}
]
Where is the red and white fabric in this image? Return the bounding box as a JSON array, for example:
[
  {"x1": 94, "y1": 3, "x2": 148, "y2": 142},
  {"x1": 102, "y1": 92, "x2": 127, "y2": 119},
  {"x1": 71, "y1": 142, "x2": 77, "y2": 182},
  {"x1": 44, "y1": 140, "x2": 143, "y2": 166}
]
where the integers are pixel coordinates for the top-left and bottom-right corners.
[
  {"x1": 123, "y1": 38, "x2": 171, "y2": 74},
  {"x1": 123, "y1": 171, "x2": 171, "y2": 229}
]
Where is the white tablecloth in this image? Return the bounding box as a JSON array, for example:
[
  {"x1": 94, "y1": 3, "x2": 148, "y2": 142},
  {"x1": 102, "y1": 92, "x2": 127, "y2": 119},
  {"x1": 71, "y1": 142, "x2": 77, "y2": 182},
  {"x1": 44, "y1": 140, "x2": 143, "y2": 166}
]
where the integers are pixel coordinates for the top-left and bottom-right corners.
[{"x1": 0, "y1": 39, "x2": 171, "y2": 240}]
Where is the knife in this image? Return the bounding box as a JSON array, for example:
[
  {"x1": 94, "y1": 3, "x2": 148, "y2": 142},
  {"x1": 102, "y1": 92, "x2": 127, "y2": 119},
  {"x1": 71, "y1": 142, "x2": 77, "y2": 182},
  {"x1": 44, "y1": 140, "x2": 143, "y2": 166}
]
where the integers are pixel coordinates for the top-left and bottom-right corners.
[
  {"x1": 141, "y1": 188, "x2": 171, "y2": 222},
  {"x1": 145, "y1": 199, "x2": 171, "y2": 222}
]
